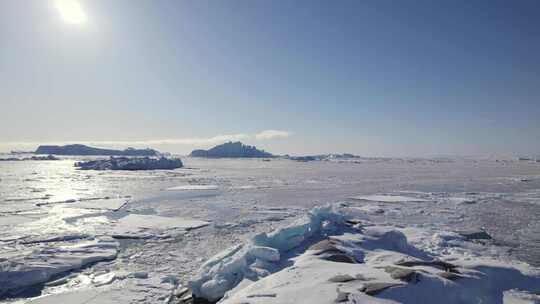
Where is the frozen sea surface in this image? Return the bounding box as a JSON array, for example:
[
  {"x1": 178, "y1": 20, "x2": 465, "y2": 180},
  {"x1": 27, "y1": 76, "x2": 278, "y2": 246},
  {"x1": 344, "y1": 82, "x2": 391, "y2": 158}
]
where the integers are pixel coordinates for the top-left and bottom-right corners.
[{"x1": 1, "y1": 156, "x2": 540, "y2": 302}]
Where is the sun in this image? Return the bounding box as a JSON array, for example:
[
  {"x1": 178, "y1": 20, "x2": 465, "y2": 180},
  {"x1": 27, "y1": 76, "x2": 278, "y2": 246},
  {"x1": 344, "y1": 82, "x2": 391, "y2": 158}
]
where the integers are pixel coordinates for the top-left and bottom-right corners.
[{"x1": 55, "y1": 0, "x2": 87, "y2": 24}]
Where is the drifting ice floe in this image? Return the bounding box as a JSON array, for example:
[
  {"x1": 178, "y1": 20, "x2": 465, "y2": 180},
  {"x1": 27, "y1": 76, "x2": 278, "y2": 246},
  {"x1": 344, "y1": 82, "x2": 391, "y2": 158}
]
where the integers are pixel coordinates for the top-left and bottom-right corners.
[
  {"x1": 110, "y1": 214, "x2": 210, "y2": 239},
  {"x1": 187, "y1": 205, "x2": 540, "y2": 304},
  {"x1": 61, "y1": 198, "x2": 128, "y2": 211},
  {"x1": 0, "y1": 238, "x2": 118, "y2": 298},
  {"x1": 446, "y1": 197, "x2": 477, "y2": 205},
  {"x1": 27, "y1": 289, "x2": 119, "y2": 304},
  {"x1": 350, "y1": 195, "x2": 430, "y2": 203}
]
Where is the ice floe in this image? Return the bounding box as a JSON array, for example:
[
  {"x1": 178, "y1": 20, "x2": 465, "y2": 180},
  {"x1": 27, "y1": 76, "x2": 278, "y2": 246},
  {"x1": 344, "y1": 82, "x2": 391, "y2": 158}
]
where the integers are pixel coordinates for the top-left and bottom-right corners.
[
  {"x1": 0, "y1": 238, "x2": 118, "y2": 298},
  {"x1": 0, "y1": 214, "x2": 37, "y2": 226},
  {"x1": 60, "y1": 198, "x2": 129, "y2": 211},
  {"x1": 167, "y1": 185, "x2": 219, "y2": 191},
  {"x1": 350, "y1": 195, "x2": 430, "y2": 203},
  {"x1": 446, "y1": 197, "x2": 477, "y2": 204},
  {"x1": 110, "y1": 214, "x2": 210, "y2": 239}
]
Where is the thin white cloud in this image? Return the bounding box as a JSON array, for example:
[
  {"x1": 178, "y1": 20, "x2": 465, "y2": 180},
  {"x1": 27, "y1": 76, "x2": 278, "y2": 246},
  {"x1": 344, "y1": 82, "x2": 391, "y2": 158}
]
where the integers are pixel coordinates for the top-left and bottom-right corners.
[
  {"x1": 1, "y1": 130, "x2": 291, "y2": 151},
  {"x1": 255, "y1": 130, "x2": 291, "y2": 140}
]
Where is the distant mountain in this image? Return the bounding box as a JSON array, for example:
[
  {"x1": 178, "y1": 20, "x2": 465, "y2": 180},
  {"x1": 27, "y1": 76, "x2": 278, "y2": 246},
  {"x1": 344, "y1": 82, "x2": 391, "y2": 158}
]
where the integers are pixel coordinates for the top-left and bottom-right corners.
[
  {"x1": 190, "y1": 142, "x2": 273, "y2": 158},
  {"x1": 35, "y1": 144, "x2": 159, "y2": 156}
]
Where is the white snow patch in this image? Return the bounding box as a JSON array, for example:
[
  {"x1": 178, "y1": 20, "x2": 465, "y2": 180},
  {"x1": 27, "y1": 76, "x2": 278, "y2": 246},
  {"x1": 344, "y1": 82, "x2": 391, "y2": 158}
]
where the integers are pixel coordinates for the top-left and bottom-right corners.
[
  {"x1": 351, "y1": 205, "x2": 386, "y2": 215},
  {"x1": 446, "y1": 197, "x2": 477, "y2": 205},
  {"x1": 189, "y1": 205, "x2": 347, "y2": 301},
  {"x1": 92, "y1": 272, "x2": 116, "y2": 286},
  {"x1": 0, "y1": 214, "x2": 37, "y2": 226},
  {"x1": 167, "y1": 185, "x2": 219, "y2": 191},
  {"x1": 504, "y1": 289, "x2": 540, "y2": 304},
  {"x1": 189, "y1": 205, "x2": 540, "y2": 304}
]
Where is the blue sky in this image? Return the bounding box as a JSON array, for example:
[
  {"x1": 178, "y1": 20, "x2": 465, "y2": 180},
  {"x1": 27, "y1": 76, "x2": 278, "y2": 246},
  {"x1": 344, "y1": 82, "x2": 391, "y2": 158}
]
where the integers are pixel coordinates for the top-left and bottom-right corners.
[{"x1": 1, "y1": 0, "x2": 539, "y2": 156}]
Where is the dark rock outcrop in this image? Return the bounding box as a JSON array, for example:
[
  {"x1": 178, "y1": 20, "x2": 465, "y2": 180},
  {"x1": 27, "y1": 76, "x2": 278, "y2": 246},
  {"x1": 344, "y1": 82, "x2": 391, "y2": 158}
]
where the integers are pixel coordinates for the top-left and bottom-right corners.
[
  {"x1": 458, "y1": 230, "x2": 492, "y2": 241},
  {"x1": 309, "y1": 239, "x2": 361, "y2": 264},
  {"x1": 360, "y1": 282, "x2": 403, "y2": 295},
  {"x1": 35, "y1": 144, "x2": 158, "y2": 156},
  {"x1": 189, "y1": 142, "x2": 273, "y2": 158},
  {"x1": 384, "y1": 266, "x2": 419, "y2": 282},
  {"x1": 395, "y1": 260, "x2": 458, "y2": 273}
]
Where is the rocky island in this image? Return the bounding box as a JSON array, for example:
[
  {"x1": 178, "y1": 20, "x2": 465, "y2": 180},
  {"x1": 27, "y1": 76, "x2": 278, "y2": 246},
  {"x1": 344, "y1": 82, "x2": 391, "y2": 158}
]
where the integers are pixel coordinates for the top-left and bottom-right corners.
[
  {"x1": 75, "y1": 157, "x2": 183, "y2": 170},
  {"x1": 190, "y1": 141, "x2": 274, "y2": 158},
  {"x1": 35, "y1": 144, "x2": 158, "y2": 156}
]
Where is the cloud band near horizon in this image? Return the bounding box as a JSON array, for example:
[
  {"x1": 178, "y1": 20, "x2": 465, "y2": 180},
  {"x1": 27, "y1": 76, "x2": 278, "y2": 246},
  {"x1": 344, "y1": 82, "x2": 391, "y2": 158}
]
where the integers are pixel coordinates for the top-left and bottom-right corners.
[{"x1": 0, "y1": 130, "x2": 292, "y2": 149}]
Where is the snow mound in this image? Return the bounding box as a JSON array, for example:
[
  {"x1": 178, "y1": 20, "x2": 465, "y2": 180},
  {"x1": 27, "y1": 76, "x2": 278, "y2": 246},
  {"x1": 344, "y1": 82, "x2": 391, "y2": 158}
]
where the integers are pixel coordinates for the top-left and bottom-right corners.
[
  {"x1": 0, "y1": 238, "x2": 118, "y2": 297},
  {"x1": 189, "y1": 205, "x2": 540, "y2": 304},
  {"x1": 189, "y1": 205, "x2": 346, "y2": 301},
  {"x1": 504, "y1": 289, "x2": 540, "y2": 304}
]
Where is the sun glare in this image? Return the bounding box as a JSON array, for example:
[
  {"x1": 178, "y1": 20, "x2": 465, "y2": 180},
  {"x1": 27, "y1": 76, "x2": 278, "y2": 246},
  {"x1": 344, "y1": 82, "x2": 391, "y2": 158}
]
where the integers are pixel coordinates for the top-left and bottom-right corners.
[{"x1": 55, "y1": 0, "x2": 87, "y2": 24}]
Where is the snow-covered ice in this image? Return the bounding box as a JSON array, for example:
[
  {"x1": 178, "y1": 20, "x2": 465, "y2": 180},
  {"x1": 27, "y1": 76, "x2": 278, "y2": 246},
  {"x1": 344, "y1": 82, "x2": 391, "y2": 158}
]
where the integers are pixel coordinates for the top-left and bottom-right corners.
[
  {"x1": 110, "y1": 214, "x2": 210, "y2": 239},
  {"x1": 350, "y1": 195, "x2": 430, "y2": 203},
  {"x1": 0, "y1": 215, "x2": 37, "y2": 226},
  {"x1": 167, "y1": 185, "x2": 220, "y2": 191},
  {"x1": 1, "y1": 157, "x2": 540, "y2": 303},
  {"x1": 0, "y1": 238, "x2": 118, "y2": 297},
  {"x1": 190, "y1": 205, "x2": 540, "y2": 304},
  {"x1": 61, "y1": 198, "x2": 128, "y2": 211}
]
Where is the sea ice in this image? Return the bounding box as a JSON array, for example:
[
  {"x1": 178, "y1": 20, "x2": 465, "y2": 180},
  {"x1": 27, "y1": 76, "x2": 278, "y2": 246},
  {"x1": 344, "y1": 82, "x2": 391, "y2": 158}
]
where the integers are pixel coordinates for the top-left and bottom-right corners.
[
  {"x1": 110, "y1": 214, "x2": 210, "y2": 239},
  {"x1": 350, "y1": 195, "x2": 430, "y2": 203},
  {"x1": 189, "y1": 205, "x2": 540, "y2": 304},
  {"x1": 0, "y1": 214, "x2": 37, "y2": 226},
  {"x1": 447, "y1": 197, "x2": 477, "y2": 204},
  {"x1": 0, "y1": 238, "x2": 118, "y2": 297},
  {"x1": 167, "y1": 185, "x2": 219, "y2": 191},
  {"x1": 189, "y1": 205, "x2": 346, "y2": 301},
  {"x1": 61, "y1": 198, "x2": 129, "y2": 211},
  {"x1": 26, "y1": 288, "x2": 141, "y2": 304},
  {"x1": 503, "y1": 289, "x2": 540, "y2": 304}
]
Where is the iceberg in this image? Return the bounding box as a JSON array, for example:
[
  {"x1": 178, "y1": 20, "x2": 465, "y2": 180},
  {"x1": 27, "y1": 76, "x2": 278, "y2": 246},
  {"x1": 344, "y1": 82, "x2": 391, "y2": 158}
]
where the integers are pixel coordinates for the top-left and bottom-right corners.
[{"x1": 75, "y1": 157, "x2": 183, "y2": 170}]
